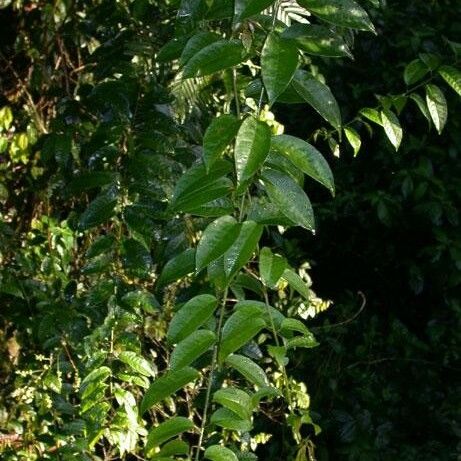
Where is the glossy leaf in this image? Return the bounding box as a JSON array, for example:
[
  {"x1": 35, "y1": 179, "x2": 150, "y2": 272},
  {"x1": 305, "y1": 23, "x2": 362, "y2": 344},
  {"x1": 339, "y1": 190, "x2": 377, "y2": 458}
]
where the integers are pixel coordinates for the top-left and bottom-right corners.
[
  {"x1": 167, "y1": 294, "x2": 218, "y2": 343},
  {"x1": 282, "y1": 268, "x2": 310, "y2": 299},
  {"x1": 157, "y1": 248, "x2": 196, "y2": 287},
  {"x1": 183, "y1": 39, "x2": 245, "y2": 78},
  {"x1": 152, "y1": 439, "x2": 190, "y2": 458},
  {"x1": 118, "y1": 351, "x2": 156, "y2": 378},
  {"x1": 261, "y1": 168, "x2": 315, "y2": 231},
  {"x1": 403, "y1": 59, "x2": 429, "y2": 86},
  {"x1": 180, "y1": 32, "x2": 220, "y2": 65},
  {"x1": 410, "y1": 93, "x2": 432, "y2": 125},
  {"x1": 234, "y1": 117, "x2": 271, "y2": 191},
  {"x1": 145, "y1": 417, "x2": 194, "y2": 453},
  {"x1": 360, "y1": 107, "x2": 382, "y2": 125},
  {"x1": 381, "y1": 109, "x2": 402, "y2": 150},
  {"x1": 78, "y1": 191, "x2": 118, "y2": 231},
  {"x1": 291, "y1": 70, "x2": 341, "y2": 130},
  {"x1": 286, "y1": 335, "x2": 319, "y2": 349},
  {"x1": 219, "y1": 305, "x2": 266, "y2": 362},
  {"x1": 225, "y1": 354, "x2": 269, "y2": 387},
  {"x1": 261, "y1": 32, "x2": 299, "y2": 105},
  {"x1": 298, "y1": 0, "x2": 375, "y2": 32},
  {"x1": 204, "y1": 445, "x2": 239, "y2": 461},
  {"x1": 344, "y1": 127, "x2": 361, "y2": 156},
  {"x1": 259, "y1": 247, "x2": 287, "y2": 288},
  {"x1": 280, "y1": 318, "x2": 310, "y2": 337},
  {"x1": 213, "y1": 387, "x2": 252, "y2": 419},
  {"x1": 141, "y1": 367, "x2": 199, "y2": 413},
  {"x1": 224, "y1": 221, "x2": 263, "y2": 278},
  {"x1": 210, "y1": 407, "x2": 252, "y2": 431},
  {"x1": 196, "y1": 216, "x2": 240, "y2": 272},
  {"x1": 170, "y1": 330, "x2": 216, "y2": 370},
  {"x1": 234, "y1": 0, "x2": 274, "y2": 22},
  {"x1": 282, "y1": 23, "x2": 352, "y2": 58},
  {"x1": 271, "y1": 134, "x2": 335, "y2": 193},
  {"x1": 203, "y1": 115, "x2": 241, "y2": 171},
  {"x1": 438, "y1": 65, "x2": 461, "y2": 96},
  {"x1": 425, "y1": 84, "x2": 448, "y2": 134}
]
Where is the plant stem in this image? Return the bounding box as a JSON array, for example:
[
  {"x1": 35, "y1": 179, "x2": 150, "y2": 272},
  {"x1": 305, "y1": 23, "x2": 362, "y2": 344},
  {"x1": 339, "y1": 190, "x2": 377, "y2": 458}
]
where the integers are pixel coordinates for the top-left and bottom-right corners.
[{"x1": 194, "y1": 286, "x2": 229, "y2": 461}]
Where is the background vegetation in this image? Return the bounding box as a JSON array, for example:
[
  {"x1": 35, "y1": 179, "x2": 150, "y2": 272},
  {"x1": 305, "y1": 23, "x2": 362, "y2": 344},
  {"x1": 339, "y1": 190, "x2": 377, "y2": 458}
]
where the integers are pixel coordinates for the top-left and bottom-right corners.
[{"x1": 0, "y1": 1, "x2": 460, "y2": 460}]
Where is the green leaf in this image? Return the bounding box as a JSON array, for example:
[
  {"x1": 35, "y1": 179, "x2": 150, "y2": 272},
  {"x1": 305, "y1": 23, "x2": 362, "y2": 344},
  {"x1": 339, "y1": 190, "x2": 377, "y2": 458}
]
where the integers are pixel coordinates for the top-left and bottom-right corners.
[
  {"x1": 210, "y1": 407, "x2": 252, "y2": 432},
  {"x1": 203, "y1": 115, "x2": 241, "y2": 172},
  {"x1": 282, "y1": 268, "x2": 310, "y2": 299},
  {"x1": 234, "y1": 299, "x2": 285, "y2": 331},
  {"x1": 251, "y1": 386, "x2": 281, "y2": 408},
  {"x1": 380, "y1": 109, "x2": 402, "y2": 150},
  {"x1": 204, "y1": 445, "x2": 239, "y2": 461},
  {"x1": 286, "y1": 335, "x2": 319, "y2": 349},
  {"x1": 118, "y1": 351, "x2": 156, "y2": 378},
  {"x1": 291, "y1": 70, "x2": 342, "y2": 130},
  {"x1": 121, "y1": 238, "x2": 152, "y2": 278},
  {"x1": 271, "y1": 134, "x2": 335, "y2": 193},
  {"x1": 438, "y1": 65, "x2": 461, "y2": 96},
  {"x1": 219, "y1": 305, "x2": 266, "y2": 362},
  {"x1": 157, "y1": 36, "x2": 188, "y2": 62},
  {"x1": 403, "y1": 59, "x2": 429, "y2": 86},
  {"x1": 180, "y1": 32, "x2": 220, "y2": 65},
  {"x1": 234, "y1": 0, "x2": 274, "y2": 22},
  {"x1": 261, "y1": 32, "x2": 299, "y2": 105},
  {"x1": 223, "y1": 221, "x2": 263, "y2": 278},
  {"x1": 425, "y1": 84, "x2": 447, "y2": 134},
  {"x1": 152, "y1": 439, "x2": 190, "y2": 458},
  {"x1": 170, "y1": 330, "x2": 216, "y2": 370},
  {"x1": 280, "y1": 318, "x2": 310, "y2": 337},
  {"x1": 282, "y1": 24, "x2": 352, "y2": 58},
  {"x1": 261, "y1": 168, "x2": 315, "y2": 231},
  {"x1": 235, "y1": 117, "x2": 271, "y2": 192},
  {"x1": 409, "y1": 93, "x2": 431, "y2": 125},
  {"x1": 78, "y1": 190, "x2": 118, "y2": 231},
  {"x1": 141, "y1": 367, "x2": 199, "y2": 413},
  {"x1": 183, "y1": 39, "x2": 246, "y2": 78},
  {"x1": 225, "y1": 354, "x2": 269, "y2": 388},
  {"x1": 80, "y1": 366, "x2": 111, "y2": 393},
  {"x1": 298, "y1": 0, "x2": 375, "y2": 32},
  {"x1": 359, "y1": 107, "x2": 382, "y2": 125},
  {"x1": 196, "y1": 216, "x2": 241, "y2": 272},
  {"x1": 259, "y1": 247, "x2": 287, "y2": 288},
  {"x1": 213, "y1": 388, "x2": 252, "y2": 420},
  {"x1": 167, "y1": 294, "x2": 218, "y2": 343},
  {"x1": 145, "y1": 417, "x2": 195, "y2": 453},
  {"x1": 344, "y1": 127, "x2": 361, "y2": 156},
  {"x1": 157, "y1": 248, "x2": 196, "y2": 287}
]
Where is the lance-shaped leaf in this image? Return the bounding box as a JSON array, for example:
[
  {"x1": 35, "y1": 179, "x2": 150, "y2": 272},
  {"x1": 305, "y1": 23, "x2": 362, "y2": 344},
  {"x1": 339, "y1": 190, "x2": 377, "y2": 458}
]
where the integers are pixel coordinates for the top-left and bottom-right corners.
[
  {"x1": 410, "y1": 93, "x2": 431, "y2": 125},
  {"x1": 235, "y1": 299, "x2": 285, "y2": 331},
  {"x1": 291, "y1": 70, "x2": 341, "y2": 130},
  {"x1": 297, "y1": 0, "x2": 375, "y2": 33},
  {"x1": 145, "y1": 417, "x2": 195, "y2": 453},
  {"x1": 224, "y1": 221, "x2": 263, "y2": 278},
  {"x1": 180, "y1": 31, "x2": 220, "y2": 65},
  {"x1": 141, "y1": 367, "x2": 199, "y2": 413},
  {"x1": 170, "y1": 330, "x2": 216, "y2": 370},
  {"x1": 204, "y1": 445, "x2": 239, "y2": 461},
  {"x1": 380, "y1": 109, "x2": 402, "y2": 150},
  {"x1": 234, "y1": 0, "x2": 274, "y2": 22},
  {"x1": 280, "y1": 318, "x2": 311, "y2": 337},
  {"x1": 196, "y1": 216, "x2": 240, "y2": 272},
  {"x1": 259, "y1": 247, "x2": 287, "y2": 288},
  {"x1": 286, "y1": 335, "x2": 319, "y2": 349},
  {"x1": 282, "y1": 23, "x2": 352, "y2": 58},
  {"x1": 344, "y1": 127, "x2": 361, "y2": 157},
  {"x1": 425, "y1": 84, "x2": 448, "y2": 134},
  {"x1": 438, "y1": 65, "x2": 461, "y2": 96},
  {"x1": 271, "y1": 134, "x2": 335, "y2": 194},
  {"x1": 213, "y1": 388, "x2": 252, "y2": 420},
  {"x1": 210, "y1": 407, "x2": 252, "y2": 431},
  {"x1": 225, "y1": 354, "x2": 269, "y2": 387},
  {"x1": 261, "y1": 32, "x2": 299, "y2": 106},
  {"x1": 203, "y1": 115, "x2": 241, "y2": 172},
  {"x1": 251, "y1": 386, "x2": 281, "y2": 408},
  {"x1": 118, "y1": 351, "x2": 156, "y2": 378},
  {"x1": 282, "y1": 268, "x2": 310, "y2": 299},
  {"x1": 157, "y1": 248, "x2": 196, "y2": 287},
  {"x1": 157, "y1": 36, "x2": 189, "y2": 63},
  {"x1": 234, "y1": 117, "x2": 271, "y2": 192},
  {"x1": 183, "y1": 39, "x2": 246, "y2": 78},
  {"x1": 261, "y1": 168, "x2": 315, "y2": 231},
  {"x1": 167, "y1": 294, "x2": 218, "y2": 343},
  {"x1": 78, "y1": 190, "x2": 118, "y2": 231},
  {"x1": 403, "y1": 59, "x2": 429, "y2": 86},
  {"x1": 219, "y1": 305, "x2": 266, "y2": 362}
]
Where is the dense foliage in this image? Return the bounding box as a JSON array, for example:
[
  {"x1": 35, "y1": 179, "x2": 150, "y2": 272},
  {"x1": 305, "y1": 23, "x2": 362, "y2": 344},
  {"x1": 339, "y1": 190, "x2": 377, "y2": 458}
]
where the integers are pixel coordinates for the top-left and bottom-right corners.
[{"x1": 0, "y1": 1, "x2": 460, "y2": 460}]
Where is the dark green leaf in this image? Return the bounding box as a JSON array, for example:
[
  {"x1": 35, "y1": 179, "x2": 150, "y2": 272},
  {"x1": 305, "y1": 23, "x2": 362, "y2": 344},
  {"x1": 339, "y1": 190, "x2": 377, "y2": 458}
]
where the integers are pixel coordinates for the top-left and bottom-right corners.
[
  {"x1": 145, "y1": 417, "x2": 195, "y2": 453},
  {"x1": 210, "y1": 407, "x2": 252, "y2": 432},
  {"x1": 403, "y1": 59, "x2": 429, "y2": 86},
  {"x1": 204, "y1": 445, "x2": 239, "y2": 461},
  {"x1": 152, "y1": 439, "x2": 190, "y2": 458},
  {"x1": 234, "y1": 0, "x2": 274, "y2": 22},
  {"x1": 157, "y1": 248, "x2": 196, "y2": 287},
  {"x1": 180, "y1": 32, "x2": 220, "y2": 65},
  {"x1": 261, "y1": 168, "x2": 315, "y2": 231},
  {"x1": 118, "y1": 351, "x2": 156, "y2": 377},
  {"x1": 167, "y1": 294, "x2": 218, "y2": 343},
  {"x1": 78, "y1": 190, "x2": 118, "y2": 231},
  {"x1": 261, "y1": 32, "x2": 299, "y2": 105},
  {"x1": 259, "y1": 247, "x2": 287, "y2": 288},
  {"x1": 170, "y1": 330, "x2": 216, "y2": 370},
  {"x1": 225, "y1": 354, "x2": 269, "y2": 387},
  {"x1": 141, "y1": 367, "x2": 199, "y2": 413},
  {"x1": 282, "y1": 268, "x2": 310, "y2": 299},
  {"x1": 213, "y1": 387, "x2": 252, "y2": 420}
]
